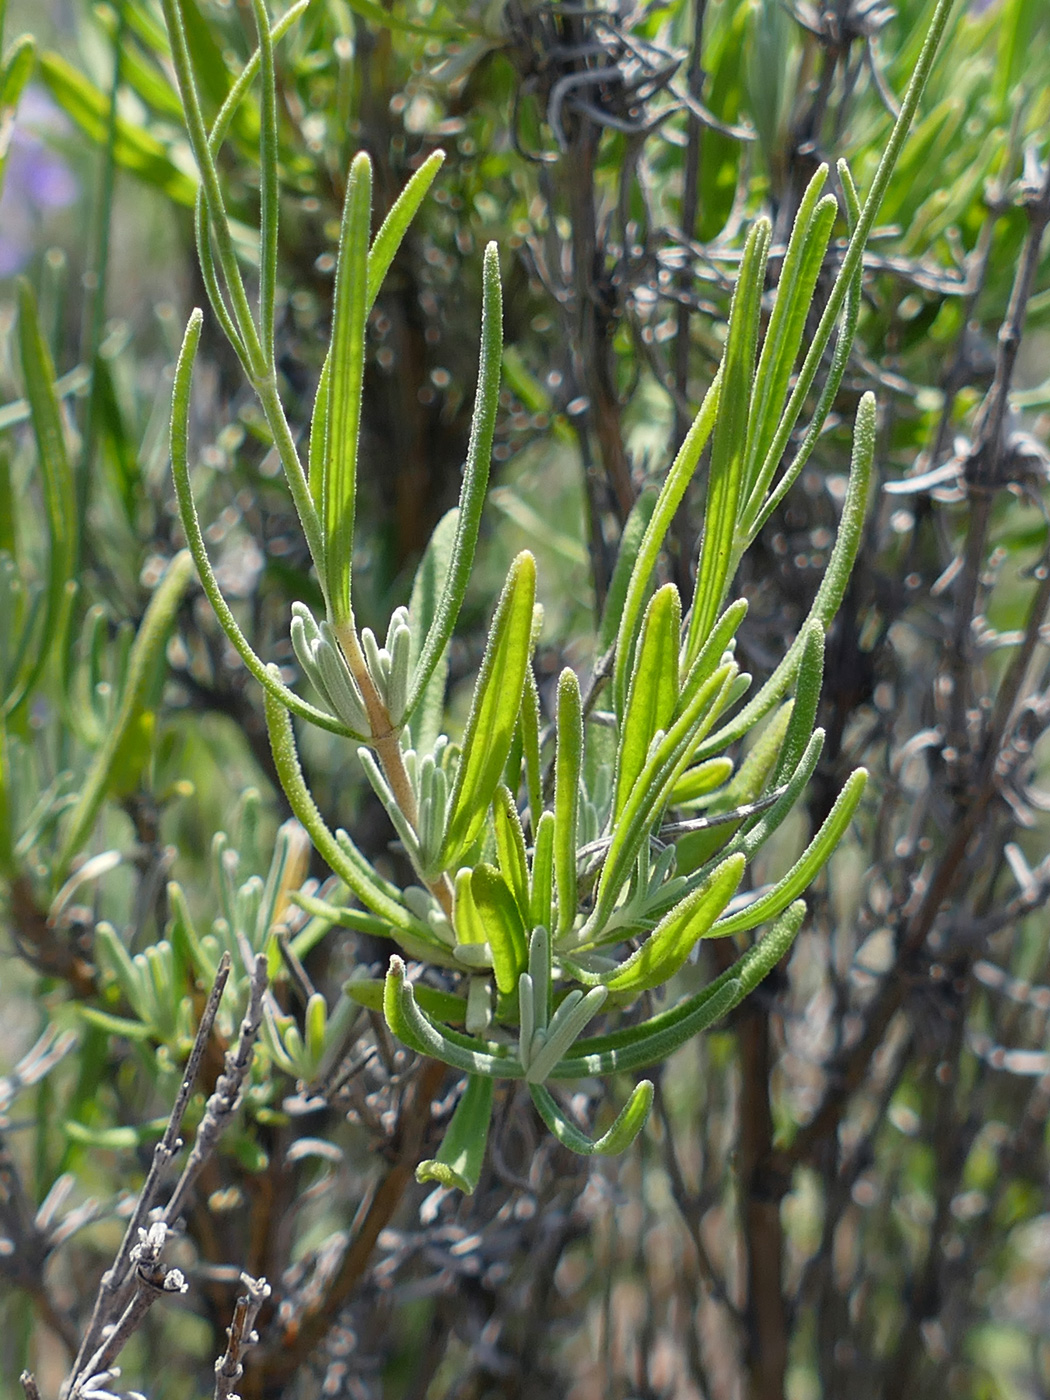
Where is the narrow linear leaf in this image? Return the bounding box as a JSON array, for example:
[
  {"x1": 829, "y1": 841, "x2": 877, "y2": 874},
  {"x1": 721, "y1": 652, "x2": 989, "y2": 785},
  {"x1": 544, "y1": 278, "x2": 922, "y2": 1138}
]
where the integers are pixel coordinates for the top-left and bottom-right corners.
[
  {"x1": 345, "y1": 977, "x2": 468, "y2": 1025},
  {"x1": 771, "y1": 623, "x2": 824, "y2": 788},
  {"x1": 493, "y1": 784, "x2": 530, "y2": 918},
  {"x1": 669, "y1": 756, "x2": 735, "y2": 806},
  {"x1": 471, "y1": 864, "x2": 528, "y2": 997},
  {"x1": 0, "y1": 34, "x2": 35, "y2": 111},
  {"x1": 367, "y1": 149, "x2": 445, "y2": 308},
  {"x1": 169, "y1": 311, "x2": 363, "y2": 737},
  {"x1": 674, "y1": 700, "x2": 794, "y2": 874},
  {"x1": 693, "y1": 392, "x2": 876, "y2": 762},
  {"x1": 685, "y1": 217, "x2": 771, "y2": 668},
  {"x1": 555, "y1": 901, "x2": 806, "y2": 1077},
  {"x1": 554, "y1": 668, "x2": 583, "y2": 936},
  {"x1": 406, "y1": 508, "x2": 458, "y2": 756},
  {"x1": 589, "y1": 662, "x2": 739, "y2": 939},
  {"x1": 742, "y1": 167, "x2": 837, "y2": 505},
  {"x1": 598, "y1": 487, "x2": 657, "y2": 657},
  {"x1": 522, "y1": 667, "x2": 542, "y2": 833},
  {"x1": 615, "y1": 585, "x2": 680, "y2": 822},
  {"x1": 613, "y1": 371, "x2": 721, "y2": 716},
  {"x1": 440, "y1": 551, "x2": 536, "y2": 867},
  {"x1": 742, "y1": 0, "x2": 956, "y2": 538},
  {"x1": 745, "y1": 161, "x2": 865, "y2": 542},
  {"x1": 39, "y1": 51, "x2": 198, "y2": 205},
  {"x1": 263, "y1": 689, "x2": 451, "y2": 964},
  {"x1": 383, "y1": 956, "x2": 525, "y2": 1078},
  {"x1": 324, "y1": 151, "x2": 371, "y2": 626},
  {"x1": 709, "y1": 769, "x2": 867, "y2": 937},
  {"x1": 530, "y1": 810, "x2": 555, "y2": 935},
  {"x1": 601, "y1": 854, "x2": 745, "y2": 998},
  {"x1": 7, "y1": 280, "x2": 76, "y2": 716},
  {"x1": 406, "y1": 243, "x2": 503, "y2": 721}
]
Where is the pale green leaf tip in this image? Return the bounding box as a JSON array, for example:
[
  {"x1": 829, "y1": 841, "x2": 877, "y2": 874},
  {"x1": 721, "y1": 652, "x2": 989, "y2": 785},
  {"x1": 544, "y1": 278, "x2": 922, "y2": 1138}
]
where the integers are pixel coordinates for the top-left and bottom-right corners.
[{"x1": 415, "y1": 1159, "x2": 475, "y2": 1193}]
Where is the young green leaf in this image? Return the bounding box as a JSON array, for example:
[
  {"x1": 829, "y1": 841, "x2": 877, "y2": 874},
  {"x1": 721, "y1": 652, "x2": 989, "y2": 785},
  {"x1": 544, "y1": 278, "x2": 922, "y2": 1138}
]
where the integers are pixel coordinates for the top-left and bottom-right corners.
[
  {"x1": 416, "y1": 1073, "x2": 493, "y2": 1195},
  {"x1": 263, "y1": 687, "x2": 452, "y2": 965},
  {"x1": 367, "y1": 149, "x2": 445, "y2": 309},
  {"x1": 38, "y1": 51, "x2": 198, "y2": 206},
  {"x1": 709, "y1": 769, "x2": 867, "y2": 937},
  {"x1": 554, "y1": 668, "x2": 583, "y2": 936},
  {"x1": 554, "y1": 901, "x2": 807, "y2": 1077},
  {"x1": 345, "y1": 976, "x2": 468, "y2": 1025},
  {"x1": 771, "y1": 623, "x2": 824, "y2": 788},
  {"x1": 685, "y1": 217, "x2": 771, "y2": 669},
  {"x1": 323, "y1": 151, "x2": 371, "y2": 627},
  {"x1": 404, "y1": 243, "x2": 503, "y2": 722},
  {"x1": 383, "y1": 955, "x2": 526, "y2": 1078},
  {"x1": 675, "y1": 701, "x2": 793, "y2": 874},
  {"x1": 613, "y1": 371, "x2": 721, "y2": 716},
  {"x1": 598, "y1": 487, "x2": 657, "y2": 658},
  {"x1": 741, "y1": 0, "x2": 956, "y2": 543},
  {"x1": 745, "y1": 161, "x2": 865, "y2": 543},
  {"x1": 530, "y1": 810, "x2": 555, "y2": 935},
  {"x1": 585, "y1": 662, "x2": 739, "y2": 941},
  {"x1": 169, "y1": 311, "x2": 362, "y2": 737},
  {"x1": 471, "y1": 864, "x2": 528, "y2": 996},
  {"x1": 693, "y1": 392, "x2": 876, "y2": 762},
  {"x1": 614, "y1": 585, "x2": 680, "y2": 822},
  {"x1": 440, "y1": 551, "x2": 537, "y2": 868},
  {"x1": 524, "y1": 987, "x2": 608, "y2": 1084},
  {"x1": 522, "y1": 667, "x2": 542, "y2": 834},
  {"x1": 249, "y1": 0, "x2": 278, "y2": 359},
  {"x1": 405, "y1": 508, "x2": 458, "y2": 757},
  {"x1": 600, "y1": 853, "x2": 745, "y2": 998},
  {"x1": 669, "y1": 756, "x2": 735, "y2": 806},
  {"x1": 742, "y1": 168, "x2": 838, "y2": 509},
  {"x1": 529, "y1": 1079, "x2": 653, "y2": 1156},
  {"x1": 493, "y1": 784, "x2": 530, "y2": 918}
]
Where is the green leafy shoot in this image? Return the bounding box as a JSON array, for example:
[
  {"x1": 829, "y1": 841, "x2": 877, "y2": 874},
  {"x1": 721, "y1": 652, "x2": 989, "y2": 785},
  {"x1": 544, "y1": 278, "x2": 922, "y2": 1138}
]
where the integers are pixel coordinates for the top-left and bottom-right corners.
[{"x1": 693, "y1": 391, "x2": 876, "y2": 762}]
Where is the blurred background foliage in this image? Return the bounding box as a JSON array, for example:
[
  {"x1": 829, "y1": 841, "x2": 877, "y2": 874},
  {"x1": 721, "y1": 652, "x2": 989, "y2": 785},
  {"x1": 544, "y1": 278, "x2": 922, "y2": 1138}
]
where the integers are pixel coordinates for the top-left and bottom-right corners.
[{"x1": 2, "y1": 0, "x2": 1050, "y2": 1397}]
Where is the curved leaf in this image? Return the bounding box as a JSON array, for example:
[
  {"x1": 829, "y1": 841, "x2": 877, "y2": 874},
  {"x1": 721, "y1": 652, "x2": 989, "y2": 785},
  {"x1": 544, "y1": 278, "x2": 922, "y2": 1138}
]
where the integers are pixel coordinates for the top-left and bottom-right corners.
[{"x1": 529, "y1": 1079, "x2": 653, "y2": 1156}]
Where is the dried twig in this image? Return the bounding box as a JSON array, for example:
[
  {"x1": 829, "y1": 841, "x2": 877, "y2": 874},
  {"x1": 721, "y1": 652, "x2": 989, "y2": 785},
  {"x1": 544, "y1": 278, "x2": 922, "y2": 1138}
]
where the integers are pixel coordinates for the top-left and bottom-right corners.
[{"x1": 214, "y1": 1273, "x2": 272, "y2": 1400}]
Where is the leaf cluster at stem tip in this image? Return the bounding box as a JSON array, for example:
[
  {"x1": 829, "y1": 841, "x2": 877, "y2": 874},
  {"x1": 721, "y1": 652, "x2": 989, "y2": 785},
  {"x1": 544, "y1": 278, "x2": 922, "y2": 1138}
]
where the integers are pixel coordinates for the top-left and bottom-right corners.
[{"x1": 159, "y1": 0, "x2": 955, "y2": 1188}]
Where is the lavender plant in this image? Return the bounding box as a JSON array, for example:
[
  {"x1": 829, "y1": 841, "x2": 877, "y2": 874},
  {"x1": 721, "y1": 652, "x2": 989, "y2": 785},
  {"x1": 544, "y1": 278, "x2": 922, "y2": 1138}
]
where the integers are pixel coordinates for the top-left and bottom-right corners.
[{"x1": 161, "y1": 0, "x2": 957, "y2": 1194}]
